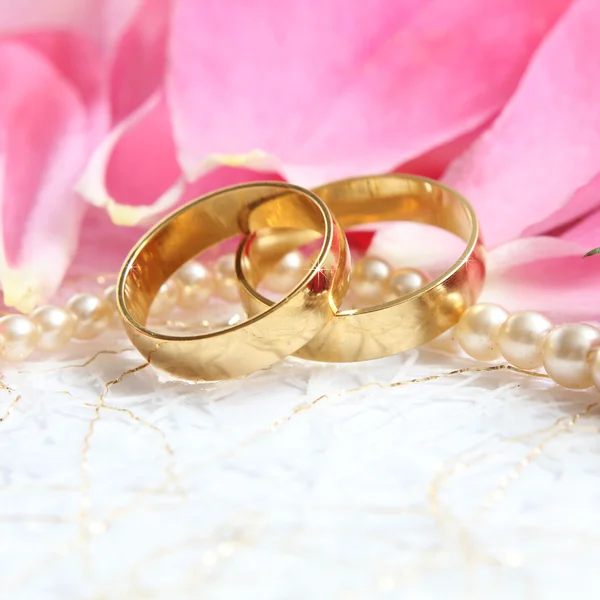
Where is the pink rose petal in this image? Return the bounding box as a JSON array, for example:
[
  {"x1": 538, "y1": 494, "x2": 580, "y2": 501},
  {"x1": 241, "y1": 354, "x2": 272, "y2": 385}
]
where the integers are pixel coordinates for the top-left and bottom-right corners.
[
  {"x1": 369, "y1": 222, "x2": 599, "y2": 321},
  {"x1": 480, "y1": 237, "x2": 600, "y2": 321},
  {"x1": 110, "y1": 0, "x2": 171, "y2": 122},
  {"x1": 0, "y1": 0, "x2": 140, "y2": 50},
  {"x1": 78, "y1": 90, "x2": 285, "y2": 225},
  {"x1": 179, "y1": 166, "x2": 284, "y2": 205},
  {"x1": 530, "y1": 170, "x2": 600, "y2": 238},
  {"x1": 0, "y1": 0, "x2": 102, "y2": 35},
  {"x1": 444, "y1": 0, "x2": 600, "y2": 247},
  {"x1": 68, "y1": 206, "x2": 147, "y2": 279},
  {"x1": 562, "y1": 192, "x2": 600, "y2": 250},
  {"x1": 169, "y1": 0, "x2": 571, "y2": 186},
  {"x1": 6, "y1": 31, "x2": 104, "y2": 110},
  {"x1": 6, "y1": 31, "x2": 109, "y2": 151},
  {"x1": 368, "y1": 222, "x2": 465, "y2": 277},
  {"x1": 394, "y1": 123, "x2": 490, "y2": 180},
  {"x1": 0, "y1": 42, "x2": 88, "y2": 311},
  {"x1": 77, "y1": 92, "x2": 184, "y2": 226},
  {"x1": 69, "y1": 167, "x2": 288, "y2": 307}
]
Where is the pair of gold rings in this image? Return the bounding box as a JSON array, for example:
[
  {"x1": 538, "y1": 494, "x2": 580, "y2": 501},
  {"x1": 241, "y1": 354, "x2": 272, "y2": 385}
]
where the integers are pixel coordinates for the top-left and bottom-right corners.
[{"x1": 117, "y1": 175, "x2": 486, "y2": 381}]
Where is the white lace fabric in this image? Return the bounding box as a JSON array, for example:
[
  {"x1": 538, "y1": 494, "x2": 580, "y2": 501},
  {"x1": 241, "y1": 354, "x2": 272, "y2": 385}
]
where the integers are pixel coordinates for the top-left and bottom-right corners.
[{"x1": 0, "y1": 329, "x2": 597, "y2": 599}]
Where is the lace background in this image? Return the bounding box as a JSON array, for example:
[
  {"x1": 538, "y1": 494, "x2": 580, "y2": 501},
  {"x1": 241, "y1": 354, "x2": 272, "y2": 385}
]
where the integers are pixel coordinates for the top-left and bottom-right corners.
[{"x1": 2, "y1": 322, "x2": 599, "y2": 599}]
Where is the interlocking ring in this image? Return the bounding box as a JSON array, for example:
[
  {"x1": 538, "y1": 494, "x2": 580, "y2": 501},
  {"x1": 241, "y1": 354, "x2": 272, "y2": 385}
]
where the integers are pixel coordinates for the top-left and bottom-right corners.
[
  {"x1": 118, "y1": 175, "x2": 484, "y2": 380},
  {"x1": 117, "y1": 182, "x2": 350, "y2": 381},
  {"x1": 237, "y1": 174, "x2": 485, "y2": 362}
]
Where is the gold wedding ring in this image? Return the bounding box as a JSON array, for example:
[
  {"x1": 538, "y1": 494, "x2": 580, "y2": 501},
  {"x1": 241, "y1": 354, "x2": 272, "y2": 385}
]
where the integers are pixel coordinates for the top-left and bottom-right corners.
[
  {"x1": 237, "y1": 174, "x2": 485, "y2": 362},
  {"x1": 117, "y1": 183, "x2": 350, "y2": 381}
]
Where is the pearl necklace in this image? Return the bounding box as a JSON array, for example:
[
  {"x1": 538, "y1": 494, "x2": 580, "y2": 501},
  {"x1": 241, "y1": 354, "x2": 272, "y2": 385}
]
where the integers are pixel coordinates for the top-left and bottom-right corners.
[{"x1": 2, "y1": 252, "x2": 599, "y2": 394}]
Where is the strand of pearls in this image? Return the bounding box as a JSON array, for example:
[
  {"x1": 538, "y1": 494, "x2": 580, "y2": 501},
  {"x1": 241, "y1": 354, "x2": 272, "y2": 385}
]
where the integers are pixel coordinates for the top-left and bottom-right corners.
[
  {"x1": 349, "y1": 256, "x2": 428, "y2": 303},
  {"x1": 0, "y1": 252, "x2": 423, "y2": 362},
  {"x1": 3, "y1": 250, "x2": 599, "y2": 396},
  {"x1": 332, "y1": 255, "x2": 600, "y2": 394},
  {"x1": 455, "y1": 303, "x2": 600, "y2": 392},
  {"x1": 0, "y1": 252, "x2": 243, "y2": 362}
]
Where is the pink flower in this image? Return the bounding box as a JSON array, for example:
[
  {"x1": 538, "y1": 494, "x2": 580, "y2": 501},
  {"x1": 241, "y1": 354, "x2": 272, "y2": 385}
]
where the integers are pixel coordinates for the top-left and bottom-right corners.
[
  {"x1": 3, "y1": 0, "x2": 600, "y2": 320},
  {"x1": 0, "y1": 0, "x2": 148, "y2": 310}
]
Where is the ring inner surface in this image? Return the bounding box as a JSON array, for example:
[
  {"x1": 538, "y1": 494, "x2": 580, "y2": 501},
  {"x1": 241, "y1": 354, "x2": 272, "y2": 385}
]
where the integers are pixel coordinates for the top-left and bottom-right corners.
[
  {"x1": 315, "y1": 176, "x2": 472, "y2": 242},
  {"x1": 242, "y1": 176, "x2": 477, "y2": 308}
]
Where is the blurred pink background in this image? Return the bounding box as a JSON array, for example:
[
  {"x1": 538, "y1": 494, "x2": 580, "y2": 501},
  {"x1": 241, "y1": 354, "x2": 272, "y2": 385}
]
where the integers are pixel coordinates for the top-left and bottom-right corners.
[{"x1": 1, "y1": 0, "x2": 599, "y2": 318}]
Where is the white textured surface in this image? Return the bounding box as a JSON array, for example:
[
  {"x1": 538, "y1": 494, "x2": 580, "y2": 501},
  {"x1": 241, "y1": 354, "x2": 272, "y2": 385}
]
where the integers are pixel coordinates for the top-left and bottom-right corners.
[{"x1": 1, "y1": 328, "x2": 600, "y2": 599}]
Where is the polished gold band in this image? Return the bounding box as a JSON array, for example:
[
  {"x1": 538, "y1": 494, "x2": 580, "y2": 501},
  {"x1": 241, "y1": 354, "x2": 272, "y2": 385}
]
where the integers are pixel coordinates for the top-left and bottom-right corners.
[
  {"x1": 237, "y1": 174, "x2": 486, "y2": 362},
  {"x1": 117, "y1": 183, "x2": 350, "y2": 381}
]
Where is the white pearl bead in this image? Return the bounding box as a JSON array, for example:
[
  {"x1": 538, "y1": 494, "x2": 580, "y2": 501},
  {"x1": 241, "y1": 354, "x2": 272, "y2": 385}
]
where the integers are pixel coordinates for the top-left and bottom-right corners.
[
  {"x1": 0, "y1": 314, "x2": 40, "y2": 361},
  {"x1": 214, "y1": 254, "x2": 239, "y2": 303},
  {"x1": 542, "y1": 323, "x2": 600, "y2": 389},
  {"x1": 589, "y1": 348, "x2": 600, "y2": 392},
  {"x1": 262, "y1": 251, "x2": 308, "y2": 293},
  {"x1": 150, "y1": 279, "x2": 180, "y2": 317},
  {"x1": 456, "y1": 303, "x2": 509, "y2": 361},
  {"x1": 103, "y1": 284, "x2": 118, "y2": 312},
  {"x1": 31, "y1": 306, "x2": 75, "y2": 351},
  {"x1": 175, "y1": 261, "x2": 214, "y2": 309},
  {"x1": 386, "y1": 267, "x2": 427, "y2": 299},
  {"x1": 498, "y1": 311, "x2": 553, "y2": 370},
  {"x1": 67, "y1": 293, "x2": 112, "y2": 340},
  {"x1": 350, "y1": 256, "x2": 391, "y2": 303}
]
